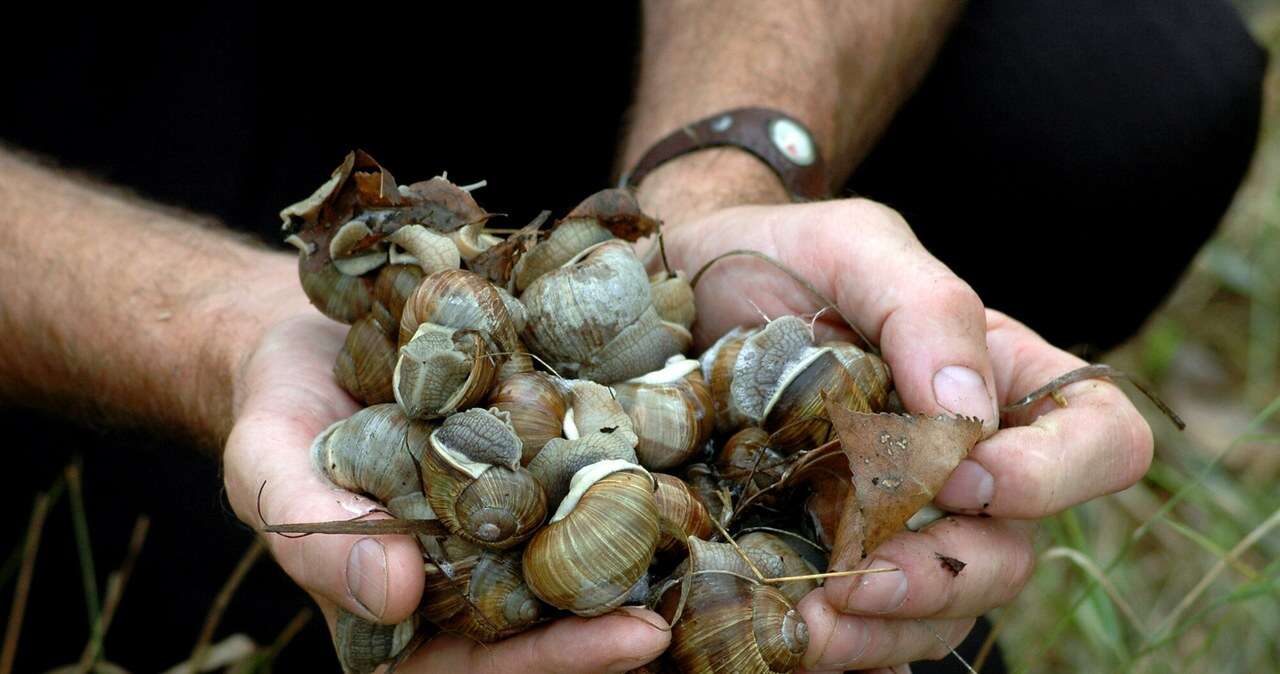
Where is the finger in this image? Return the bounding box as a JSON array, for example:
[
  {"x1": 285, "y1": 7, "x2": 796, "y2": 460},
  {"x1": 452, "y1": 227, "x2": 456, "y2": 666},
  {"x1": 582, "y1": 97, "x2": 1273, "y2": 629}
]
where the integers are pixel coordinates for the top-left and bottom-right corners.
[
  {"x1": 823, "y1": 516, "x2": 1037, "y2": 619},
  {"x1": 934, "y1": 311, "x2": 1154, "y2": 517},
  {"x1": 404, "y1": 608, "x2": 671, "y2": 674},
  {"x1": 798, "y1": 589, "x2": 974, "y2": 670}
]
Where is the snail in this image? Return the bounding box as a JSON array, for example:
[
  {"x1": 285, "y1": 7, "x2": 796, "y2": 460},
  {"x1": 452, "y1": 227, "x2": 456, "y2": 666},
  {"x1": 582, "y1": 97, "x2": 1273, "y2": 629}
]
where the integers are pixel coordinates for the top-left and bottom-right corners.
[
  {"x1": 521, "y1": 240, "x2": 691, "y2": 384},
  {"x1": 400, "y1": 268, "x2": 532, "y2": 377},
  {"x1": 705, "y1": 316, "x2": 893, "y2": 450},
  {"x1": 312, "y1": 404, "x2": 433, "y2": 520},
  {"x1": 654, "y1": 537, "x2": 809, "y2": 674},
  {"x1": 682, "y1": 463, "x2": 733, "y2": 529},
  {"x1": 512, "y1": 216, "x2": 613, "y2": 292},
  {"x1": 373, "y1": 263, "x2": 425, "y2": 326},
  {"x1": 417, "y1": 408, "x2": 547, "y2": 549},
  {"x1": 652, "y1": 473, "x2": 713, "y2": 555},
  {"x1": 394, "y1": 323, "x2": 498, "y2": 419},
  {"x1": 715, "y1": 427, "x2": 788, "y2": 507},
  {"x1": 335, "y1": 608, "x2": 418, "y2": 674},
  {"x1": 522, "y1": 460, "x2": 660, "y2": 616},
  {"x1": 648, "y1": 270, "x2": 696, "y2": 331},
  {"x1": 334, "y1": 303, "x2": 399, "y2": 405},
  {"x1": 613, "y1": 357, "x2": 714, "y2": 470},
  {"x1": 484, "y1": 370, "x2": 568, "y2": 464},
  {"x1": 737, "y1": 532, "x2": 820, "y2": 606},
  {"x1": 420, "y1": 535, "x2": 544, "y2": 642}
]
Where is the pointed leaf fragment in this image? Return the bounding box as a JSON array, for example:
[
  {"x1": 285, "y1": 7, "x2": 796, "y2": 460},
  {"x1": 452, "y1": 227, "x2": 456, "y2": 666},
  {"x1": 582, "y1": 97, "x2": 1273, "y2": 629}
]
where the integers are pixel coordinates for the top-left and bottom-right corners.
[
  {"x1": 564, "y1": 188, "x2": 659, "y2": 241},
  {"x1": 823, "y1": 394, "x2": 982, "y2": 555}
]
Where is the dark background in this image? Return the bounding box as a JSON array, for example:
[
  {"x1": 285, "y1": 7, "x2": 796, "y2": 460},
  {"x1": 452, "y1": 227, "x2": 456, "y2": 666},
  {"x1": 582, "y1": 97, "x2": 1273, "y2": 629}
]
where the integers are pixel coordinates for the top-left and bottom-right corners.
[{"x1": 0, "y1": 1, "x2": 1265, "y2": 671}]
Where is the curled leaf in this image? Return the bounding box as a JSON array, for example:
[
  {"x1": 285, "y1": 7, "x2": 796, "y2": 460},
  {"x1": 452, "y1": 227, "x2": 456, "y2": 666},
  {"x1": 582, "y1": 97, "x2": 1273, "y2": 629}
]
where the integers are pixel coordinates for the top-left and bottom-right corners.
[{"x1": 564, "y1": 188, "x2": 659, "y2": 241}]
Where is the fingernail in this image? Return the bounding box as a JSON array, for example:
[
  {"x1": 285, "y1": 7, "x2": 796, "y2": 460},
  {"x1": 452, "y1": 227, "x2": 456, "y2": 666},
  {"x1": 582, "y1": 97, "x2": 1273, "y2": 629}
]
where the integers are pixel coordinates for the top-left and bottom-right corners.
[
  {"x1": 807, "y1": 614, "x2": 870, "y2": 669},
  {"x1": 933, "y1": 365, "x2": 996, "y2": 431},
  {"x1": 346, "y1": 537, "x2": 388, "y2": 620},
  {"x1": 936, "y1": 459, "x2": 995, "y2": 511},
  {"x1": 841, "y1": 560, "x2": 908, "y2": 614}
]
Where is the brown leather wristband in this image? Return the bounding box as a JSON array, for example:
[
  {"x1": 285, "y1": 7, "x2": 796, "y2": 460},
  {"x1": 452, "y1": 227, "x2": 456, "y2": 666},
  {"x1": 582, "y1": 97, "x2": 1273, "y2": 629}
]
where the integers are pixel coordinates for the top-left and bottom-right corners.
[{"x1": 620, "y1": 107, "x2": 830, "y2": 201}]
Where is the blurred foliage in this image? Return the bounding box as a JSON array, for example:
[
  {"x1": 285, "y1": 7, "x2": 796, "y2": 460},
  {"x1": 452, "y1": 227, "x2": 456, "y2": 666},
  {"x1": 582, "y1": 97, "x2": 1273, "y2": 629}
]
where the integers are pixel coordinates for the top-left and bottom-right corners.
[{"x1": 998, "y1": 5, "x2": 1280, "y2": 673}]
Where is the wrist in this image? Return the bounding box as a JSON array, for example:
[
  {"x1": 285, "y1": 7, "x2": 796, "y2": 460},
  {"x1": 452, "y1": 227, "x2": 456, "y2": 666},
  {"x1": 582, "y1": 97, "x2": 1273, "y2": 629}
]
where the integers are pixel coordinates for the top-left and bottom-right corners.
[{"x1": 634, "y1": 146, "x2": 791, "y2": 226}]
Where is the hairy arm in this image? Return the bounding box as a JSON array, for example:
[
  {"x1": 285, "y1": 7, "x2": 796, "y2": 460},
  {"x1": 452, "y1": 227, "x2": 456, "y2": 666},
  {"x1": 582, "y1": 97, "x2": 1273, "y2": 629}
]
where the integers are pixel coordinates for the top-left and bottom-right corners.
[
  {"x1": 624, "y1": 0, "x2": 962, "y2": 222},
  {"x1": 0, "y1": 149, "x2": 304, "y2": 447}
]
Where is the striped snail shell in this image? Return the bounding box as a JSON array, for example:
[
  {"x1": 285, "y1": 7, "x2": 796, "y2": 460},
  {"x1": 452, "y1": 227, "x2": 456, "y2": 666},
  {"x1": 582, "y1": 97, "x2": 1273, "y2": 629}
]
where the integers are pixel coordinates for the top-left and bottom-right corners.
[
  {"x1": 334, "y1": 608, "x2": 418, "y2": 674},
  {"x1": 334, "y1": 302, "x2": 399, "y2": 405},
  {"x1": 373, "y1": 263, "x2": 425, "y2": 326},
  {"x1": 613, "y1": 357, "x2": 714, "y2": 470},
  {"x1": 522, "y1": 460, "x2": 660, "y2": 616},
  {"x1": 649, "y1": 270, "x2": 697, "y2": 331},
  {"x1": 421, "y1": 536, "x2": 544, "y2": 642},
  {"x1": 417, "y1": 410, "x2": 546, "y2": 549},
  {"x1": 715, "y1": 428, "x2": 787, "y2": 507},
  {"x1": 393, "y1": 324, "x2": 498, "y2": 419},
  {"x1": 400, "y1": 269, "x2": 533, "y2": 377},
  {"x1": 652, "y1": 473, "x2": 713, "y2": 555},
  {"x1": 485, "y1": 371, "x2": 568, "y2": 464},
  {"x1": 737, "y1": 532, "x2": 820, "y2": 606},
  {"x1": 296, "y1": 257, "x2": 375, "y2": 324},
  {"x1": 312, "y1": 404, "x2": 433, "y2": 520},
  {"x1": 655, "y1": 537, "x2": 809, "y2": 674},
  {"x1": 527, "y1": 431, "x2": 638, "y2": 507},
  {"x1": 698, "y1": 327, "x2": 753, "y2": 433},
  {"x1": 521, "y1": 240, "x2": 691, "y2": 384},
  {"x1": 512, "y1": 216, "x2": 613, "y2": 292}
]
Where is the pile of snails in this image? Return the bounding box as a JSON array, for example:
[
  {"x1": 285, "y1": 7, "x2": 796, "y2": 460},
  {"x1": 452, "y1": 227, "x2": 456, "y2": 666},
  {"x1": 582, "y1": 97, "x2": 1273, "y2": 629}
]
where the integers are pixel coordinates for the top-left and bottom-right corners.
[{"x1": 275, "y1": 152, "x2": 1173, "y2": 674}]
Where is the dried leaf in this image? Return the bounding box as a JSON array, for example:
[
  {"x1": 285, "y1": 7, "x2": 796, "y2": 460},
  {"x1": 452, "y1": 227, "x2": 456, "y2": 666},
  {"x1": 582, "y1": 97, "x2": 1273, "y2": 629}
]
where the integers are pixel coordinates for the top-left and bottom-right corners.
[
  {"x1": 398, "y1": 176, "x2": 491, "y2": 234},
  {"x1": 823, "y1": 394, "x2": 982, "y2": 556},
  {"x1": 468, "y1": 211, "x2": 549, "y2": 288},
  {"x1": 564, "y1": 188, "x2": 658, "y2": 241},
  {"x1": 263, "y1": 518, "x2": 450, "y2": 538}
]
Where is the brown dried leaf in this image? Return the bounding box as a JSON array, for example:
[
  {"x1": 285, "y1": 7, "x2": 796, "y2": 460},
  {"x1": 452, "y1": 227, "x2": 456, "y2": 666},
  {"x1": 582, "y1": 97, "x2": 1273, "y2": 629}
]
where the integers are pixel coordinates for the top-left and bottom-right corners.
[
  {"x1": 398, "y1": 176, "x2": 490, "y2": 234},
  {"x1": 468, "y1": 210, "x2": 549, "y2": 288},
  {"x1": 823, "y1": 394, "x2": 982, "y2": 555},
  {"x1": 564, "y1": 188, "x2": 659, "y2": 241}
]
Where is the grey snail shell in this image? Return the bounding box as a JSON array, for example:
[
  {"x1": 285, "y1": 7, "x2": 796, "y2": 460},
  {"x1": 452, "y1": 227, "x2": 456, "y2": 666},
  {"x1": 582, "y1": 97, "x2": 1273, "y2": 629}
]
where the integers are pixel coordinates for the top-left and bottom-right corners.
[
  {"x1": 312, "y1": 404, "x2": 433, "y2": 520},
  {"x1": 334, "y1": 608, "x2": 418, "y2": 674},
  {"x1": 655, "y1": 537, "x2": 809, "y2": 674},
  {"x1": 737, "y1": 531, "x2": 820, "y2": 606},
  {"x1": 334, "y1": 304, "x2": 399, "y2": 405},
  {"x1": 400, "y1": 268, "x2": 532, "y2": 377},
  {"x1": 416, "y1": 410, "x2": 547, "y2": 549}
]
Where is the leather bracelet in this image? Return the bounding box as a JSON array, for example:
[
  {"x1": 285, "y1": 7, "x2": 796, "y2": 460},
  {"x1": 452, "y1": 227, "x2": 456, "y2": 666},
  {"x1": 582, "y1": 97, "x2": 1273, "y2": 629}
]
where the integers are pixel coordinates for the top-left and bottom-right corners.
[{"x1": 619, "y1": 107, "x2": 830, "y2": 201}]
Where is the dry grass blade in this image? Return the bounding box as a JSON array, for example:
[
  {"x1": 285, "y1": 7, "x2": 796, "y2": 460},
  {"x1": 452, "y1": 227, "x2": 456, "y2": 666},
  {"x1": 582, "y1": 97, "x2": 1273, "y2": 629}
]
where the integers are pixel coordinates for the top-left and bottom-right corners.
[
  {"x1": 189, "y1": 539, "x2": 265, "y2": 671},
  {"x1": 0, "y1": 490, "x2": 52, "y2": 674},
  {"x1": 709, "y1": 518, "x2": 766, "y2": 582},
  {"x1": 971, "y1": 608, "x2": 1012, "y2": 673},
  {"x1": 1041, "y1": 547, "x2": 1147, "y2": 637},
  {"x1": 1001, "y1": 364, "x2": 1186, "y2": 430},
  {"x1": 65, "y1": 461, "x2": 102, "y2": 659},
  {"x1": 76, "y1": 515, "x2": 150, "y2": 672}
]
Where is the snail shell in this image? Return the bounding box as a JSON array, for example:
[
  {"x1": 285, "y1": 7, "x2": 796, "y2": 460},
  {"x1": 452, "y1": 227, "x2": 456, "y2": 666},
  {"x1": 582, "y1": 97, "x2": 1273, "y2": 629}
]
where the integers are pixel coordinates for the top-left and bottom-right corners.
[
  {"x1": 400, "y1": 269, "x2": 532, "y2": 376},
  {"x1": 386, "y1": 224, "x2": 461, "y2": 273},
  {"x1": 522, "y1": 461, "x2": 660, "y2": 616},
  {"x1": 485, "y1": 371, "x2": 567, "y2": 464},
  {"x1": 298, "y1": 257, "x2": 374, "y2": 324},
  {"x1": 330, "y1": 219, "x2": 389, "y2": 277},
  {"x1": 698, "y1": 327, "x2": 752, "y2": 433},
  {"x1": 416, "y1": 413, "x2": 546, "y2": 549},
  {"x1": 421, "y1": 536, "x2": 543, "y2": 642},
  {"x1": 521, "y1": 240, "x2": 691, "y2": 384},
  {"x1": 450, "y1": 220, "x2": 503, "y2": 261},
  {"x1": 614, "y1": 357, "x2": 714, "y2": 469},
  {"x1": 393, "y1": 324, "x2": 498, "y2": 419},
  {"x1": 527, "y1": 431, "x2": 638, "y2": 507},
  {"x1": 737, "y1": 532, "x2": 820, "y2": 606},
  {"x1": 334, "y1": 609, "x2": 418, "y2": 674},
  {"x1": 649, "y1": 270, "x2": 697, "y2": 331},
  {"x1": 715, "y1": 428, "x2": 787, "y2": 507},
  {"x1": 512, "y1": 216, "x2": 613, "y2": 292},
  {"x1": 312, "y1": 404, "x2": 433, "y2": 520},
  {"x1": 656, "y1": 537, "x2": 809, "y2": 674},
  {"x1": 335, "y1": 305, "x2": 398, "y2": 405},
  {"x1": 653, "y1": 473, "x2": 713, "y2": 555},
  {"x1": 682, "y1": 463, "x2": 732, "y2": 529},
  {"x1": 373, "y1": 263, "x2": 425, "y2": 327}
]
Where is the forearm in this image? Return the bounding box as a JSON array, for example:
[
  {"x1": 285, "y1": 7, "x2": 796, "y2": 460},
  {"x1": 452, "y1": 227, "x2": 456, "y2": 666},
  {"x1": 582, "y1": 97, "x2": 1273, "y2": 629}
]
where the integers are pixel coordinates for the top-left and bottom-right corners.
[
  {"x1": 625, "y1": 0, "x2": 962, "y2": 222},
  {"x1": 0, "y1": 149, "x2": 304, "y2": 447}
]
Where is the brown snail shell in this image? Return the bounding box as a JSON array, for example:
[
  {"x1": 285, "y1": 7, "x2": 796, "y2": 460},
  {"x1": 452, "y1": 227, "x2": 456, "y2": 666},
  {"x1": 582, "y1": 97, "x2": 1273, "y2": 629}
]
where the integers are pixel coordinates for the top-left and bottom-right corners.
[
  {"x1": 526, "y1": 432, "x2": 639, "y2": 507},
  {"x1": 521, "y1": 240, "x2": 691, "y2": 384},
  {"x1": 485, "y1": 371, "x2": 567, "y2": 464},
  {"x1": 653, "y1": 473, "x2": 713, "y2": 555},
  {"x1": 699, "y1": 327, "x2": 752, "y2": 433},
  {"x1": 614, "y1": 357, "x2": 714, "y2": 470},
  {"x1": 522, "y1": 462, "x2": 659, "y2": 616},
  {"x1": 334, "y1": 308, "x2": 398, "y2": 405},
  {"x1": 373, "y1": 264, "x2": 425, "y2": 327},
  {"x1": 416, "y1": 417, "x2": 546, "y2": 549},
  {"x1": 737, "y1": 532, "x2": 820, "y2": 606},
  {"x1": 393, "y1": 324, "x2": 498, "y2": 419},
  {"x1": 298, "y1": 256, "x2": 375, "y2": 324},
  {"x1": 715, "y1": 428, "x2": 787, "y2": 507},
  {"x1": 400, "y1": 268, "x2": 532, "y2": 376},
  {"x1": 649, "y1": 270, "x2": 697, "y2": 331},
  {"x1": 655, "y1": 537, "x2": 809, "y2": 674},
  {"x1": 421, "y1": 536, "x2": 543, "y2": 642},
  {"x1": 312, "y1": 404, "x2": 433, "y2": 520},
  {"x1": 334, "y1": 608, "x2": 418, "y2": 674}
]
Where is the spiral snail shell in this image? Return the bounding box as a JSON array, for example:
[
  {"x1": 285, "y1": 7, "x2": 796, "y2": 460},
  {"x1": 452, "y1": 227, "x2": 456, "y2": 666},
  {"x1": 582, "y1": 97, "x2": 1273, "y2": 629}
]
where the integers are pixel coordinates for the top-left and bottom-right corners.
[
  {"x1": 652, "y1": 473, "x2": 713, "y2": 555},
  {"x1": 312, "y1": 404, "x2": 433, "y2": 520},
  {"x1": 484, "y1": 371, "x2": 568, "y2": 464},
  {"x1": 656, "y1": 537, "x2": 809, "y2": 674},
  {"x1": 421, "y1": 536, "x2": 544, "y2": 642},
  {"x1": 334, "y1": 306, "x2": 399, "y2": 405},
  {"x1": 737, "y1": 532, "x2": 820, "y2": 606},
  {"x1": 393, "y1": 323, "x2": 498, "y2": 419},
  {"x1": 334, "y1": 608, "x2": 418, "y2": 674},
  {"x1": 522, "y1": 460, "x2": 660, "y2": 616},
  {"x1": 400, "y1": 268, "x2": 532, "y2": 376},
  {"x1": 614, "y1": 357, "x2": 714, "y2": 470}
]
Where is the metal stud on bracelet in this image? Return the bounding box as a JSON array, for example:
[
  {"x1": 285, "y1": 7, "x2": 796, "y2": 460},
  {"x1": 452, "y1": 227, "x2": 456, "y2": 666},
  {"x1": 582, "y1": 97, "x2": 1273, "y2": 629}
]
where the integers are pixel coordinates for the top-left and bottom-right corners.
[{"x1": 619, "y1": 107, "x2": 830, "y2": 202}]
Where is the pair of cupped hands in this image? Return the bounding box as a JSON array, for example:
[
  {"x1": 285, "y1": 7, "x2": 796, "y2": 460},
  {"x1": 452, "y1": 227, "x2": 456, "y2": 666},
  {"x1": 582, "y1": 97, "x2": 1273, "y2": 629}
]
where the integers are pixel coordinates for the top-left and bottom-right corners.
[{"x1": 223, "y1": 197, "x2": 1154, "y2": 673}]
